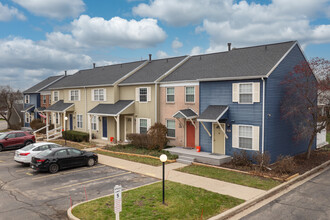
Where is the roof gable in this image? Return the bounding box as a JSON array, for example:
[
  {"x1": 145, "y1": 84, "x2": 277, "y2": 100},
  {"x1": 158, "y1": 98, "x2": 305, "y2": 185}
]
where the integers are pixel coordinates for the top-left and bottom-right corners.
[{"x1": 23, "y1": 75, "x2": 64, "y2": 93}]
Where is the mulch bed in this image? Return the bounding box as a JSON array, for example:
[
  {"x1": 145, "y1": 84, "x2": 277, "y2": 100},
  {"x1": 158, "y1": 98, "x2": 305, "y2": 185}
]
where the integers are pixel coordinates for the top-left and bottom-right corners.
[{"x1": 221, "y1": 145, "x2": 330, "y2": 180}]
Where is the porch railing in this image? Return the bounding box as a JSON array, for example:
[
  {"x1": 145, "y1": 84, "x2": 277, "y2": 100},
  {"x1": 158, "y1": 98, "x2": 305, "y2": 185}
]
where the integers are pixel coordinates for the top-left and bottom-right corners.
[{"x1": 47, "y1": 126, "x2": 62, "y2": 141}]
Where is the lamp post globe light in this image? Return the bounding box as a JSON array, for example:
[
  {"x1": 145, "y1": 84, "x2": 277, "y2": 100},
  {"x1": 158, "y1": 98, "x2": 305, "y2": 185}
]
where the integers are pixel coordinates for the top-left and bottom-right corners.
[
  {"x1": 160, "y1": 154, "x2": 167, "y2": 204},
  {"x1": 64, "y1": 116, "x2": 68, "y2": 146}
]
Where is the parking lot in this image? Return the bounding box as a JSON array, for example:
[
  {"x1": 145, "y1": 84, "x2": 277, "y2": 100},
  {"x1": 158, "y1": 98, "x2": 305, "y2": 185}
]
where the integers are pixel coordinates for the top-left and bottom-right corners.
[{"x1": 0, "y1": 150, "x2": 158, "y2": 220}]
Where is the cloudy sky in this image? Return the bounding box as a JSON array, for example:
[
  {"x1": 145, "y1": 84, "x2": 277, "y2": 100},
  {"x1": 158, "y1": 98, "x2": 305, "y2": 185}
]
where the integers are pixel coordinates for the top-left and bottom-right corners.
[{"x1": 1, "y1": 0, "x2": 329, "y2": 90}]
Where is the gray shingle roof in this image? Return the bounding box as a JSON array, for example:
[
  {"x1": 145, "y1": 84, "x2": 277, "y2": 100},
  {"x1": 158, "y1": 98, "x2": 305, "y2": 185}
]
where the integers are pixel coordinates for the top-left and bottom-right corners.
[
  {"x1": 45, "y1": 100, "x2": 74, "y2": 112},
  {"x1": 173, "y1": 109, "x2": 198, "y2": 119},
  {"x1": 22, "y1": 104, "x2": 35, "y2": 112},
  {"x1": 88, "y1": 100, "x2": 134, "y2": 116},
  {"x1": 161, "y1": 41, "x2": 296, "y2": 82},
  {"x1": 198, "y1": 105, "x2": 228, "y2": 122},
  {"x1": 119, "y1": 56, "x2": 187, "y2": 85},
  {"x1": 23, "y1": 75, "x2": 63, "y2": 93},
  {"x1": 48, "y1": 61, "x2": 146, "y2": 89}
]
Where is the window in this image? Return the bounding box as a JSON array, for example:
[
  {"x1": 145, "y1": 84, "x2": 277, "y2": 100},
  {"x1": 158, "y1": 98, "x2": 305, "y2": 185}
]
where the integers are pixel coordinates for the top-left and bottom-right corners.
[
  {"x1": 7, "y1": 133, "x2": 16, "y2": 139},
  {"x1": 77, "y1": 115, "x2": 83, "y2": 128},
  {"x1": 43, "y1": 95, "x2": 46, "y2": 104},
  {"x1": 139, "y1": 88, "x2": 147, "y2": 102},
  {"x1": 53, "y1": 91, "x2": 59, "y2": 102},
  {"x1": 55, "y1": 149, "x2": 68, "y2": 157},
  {"x1": 70, "y1": 90, "x2": 79, "y2": 101},
  {"x1": 140, "y1": 119, "x2": 148, "y2": 134},
  {"x1": 15, "y1": 132, "x2": 26, "y2": 137},
  {"x1": 49, "y1": 95, "x2": 51, "y2": 104},
  {"x1": 239, "y1": 126, "x2": 253, "y2": 149},
  {"x1": 24, "y1": 95, "x2": 30, "y2": 104},
  {"x1": 55, "y1": 113, "x2": 59, "y2": 124},
  {"x1": 67, "y1": 148, "x2": 82, "y2": 156},
  {"x1": 239, "y1": 83, "x2": 253, "y2": 104},
  {"x1": 166, "y1": 87, "x2": 175, "y2": 103},
  {"x1": 91, "y1": 116, "x2": 97, "y2": 130},
  {"x1": 185, "y1": 87, "x2": 195, "y2": 103},
  {"x1": 25, "y1": 112, "x2": 31, "y2": 123},
  {"x1": 166, "y1": 120, "x2": 175, "y2": 137},
  {"x1": 93, "y1": 89, "x2": 105, "y2": 101}
]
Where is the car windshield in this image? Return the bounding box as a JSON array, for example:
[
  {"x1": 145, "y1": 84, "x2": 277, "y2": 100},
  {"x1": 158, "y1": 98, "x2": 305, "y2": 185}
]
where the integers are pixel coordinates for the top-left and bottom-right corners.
[
  {"x1": 21, "y1": 143, "x2": 37, "y2": 151},
  {"x1": 37, "y1": 149, "x2": 52, "y2": 157},
  {"x1": 0, "y1": 133, "x2": 8, "y2": 139}
]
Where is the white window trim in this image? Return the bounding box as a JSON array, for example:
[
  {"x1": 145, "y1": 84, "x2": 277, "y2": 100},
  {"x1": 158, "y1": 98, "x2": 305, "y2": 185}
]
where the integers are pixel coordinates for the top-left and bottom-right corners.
[
  {"x1": 25, "y1": 112, "x2": 30, "y2": 123},
  {"x1": 42, "y1": 95, "x2": 46, "y2": 104},
  {"x1": 238, "y1": 83, "x2": 253, "y2": 104},
  {"x1": 166, "y1": 119, "x2": 176, "y2": 138},
  {"x1": 232, "y1": 124, "x2": 259, "y2": 151},
  {"x1": 136, "y1": 118, "x2": 151, "y2": 134},
  {"x1": 69, "y1": 90, "x2": 80, "y2": 101},
  {"x1": 139, "y1": 87, "x2": 148, "y2": 103},
  {"x1": 91, "y1": 115, "x2": 97, "y2": 131},
  {"x1": 185, "y1": 86, "x2": 195, "y2": 103},
  {"x1": 166, "y1": 87, "x2": 175, "y2": 103},
  {"x1": 92, "y1": 88, "x2": 106, "y2": 101},
  {"x1": 53, "y1": 91, "x2": 59, "y2": 102},
  {"x1": 77, "y1": 114, "x2": 83, "y2": 128},
  {"x1": 24, "y1": 95, "x2": 30, "y2": 104}
]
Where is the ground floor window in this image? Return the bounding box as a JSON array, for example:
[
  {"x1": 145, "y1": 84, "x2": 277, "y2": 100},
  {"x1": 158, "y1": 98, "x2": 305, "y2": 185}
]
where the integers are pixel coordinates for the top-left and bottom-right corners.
[
  {"x1": 166, "y1": 120, "x2": 175, "y2": 137},
  {"x1": 238, "y1": 125, "x2": 253, "y2": 149},
  {"x1": 139, "y1": 119, "x2": 148, "y2": 134},
  {"x1": 91, "y1": 116, "x2": 97, "y2": 130},
  {"x1": 55, "y1": 113, "x2": 59, "y2": 124},
  {"x1": 77, "y1": 115, "x2": 83, "y2": 128},
  {"x1": 25, "y1": 112, "x2": 30, "y2": 123}
]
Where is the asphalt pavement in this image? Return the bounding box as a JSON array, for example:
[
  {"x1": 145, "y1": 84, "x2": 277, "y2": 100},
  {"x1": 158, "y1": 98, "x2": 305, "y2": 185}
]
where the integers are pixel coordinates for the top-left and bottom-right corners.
[
  {"x1": 241, "y1": 167, "x2": 330, "y2": 220},
  {"x1": 0, "y1": 150, "x2": 158, "y2": 220}
]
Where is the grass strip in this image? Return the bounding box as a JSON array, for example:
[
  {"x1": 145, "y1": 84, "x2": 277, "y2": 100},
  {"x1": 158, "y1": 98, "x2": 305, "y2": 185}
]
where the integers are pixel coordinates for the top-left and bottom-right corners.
[
  {"x1": 177, "y1": 165, "x2": 282, "y2": 190},
  {"x1": 72, "y1": 181, "x2": 244, "y2": 220}
]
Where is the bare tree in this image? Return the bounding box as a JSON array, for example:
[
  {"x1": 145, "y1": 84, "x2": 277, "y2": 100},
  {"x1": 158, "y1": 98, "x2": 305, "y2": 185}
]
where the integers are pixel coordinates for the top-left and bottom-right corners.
[
  {"x1": 281, "y1": 57, "x2": 330, "y2": 160},
  {"x1": 0, "y1": 86, "x2": 22, "y2": 129}
]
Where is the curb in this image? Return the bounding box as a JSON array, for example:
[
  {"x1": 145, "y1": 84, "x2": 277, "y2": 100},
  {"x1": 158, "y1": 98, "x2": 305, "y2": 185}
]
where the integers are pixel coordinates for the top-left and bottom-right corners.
[
  {"x1": 67, "y1": 181, "x2": 160, "y2": 220},
  {"x1": 209, "y1": 159, "x2": 330, "y2": 220}
]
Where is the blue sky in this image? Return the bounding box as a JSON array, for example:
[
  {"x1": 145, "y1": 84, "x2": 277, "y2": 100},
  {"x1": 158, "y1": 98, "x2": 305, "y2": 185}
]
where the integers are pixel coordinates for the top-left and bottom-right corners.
[{"x1": 0, "y1": 0, "x2": 329, "y2": 90}]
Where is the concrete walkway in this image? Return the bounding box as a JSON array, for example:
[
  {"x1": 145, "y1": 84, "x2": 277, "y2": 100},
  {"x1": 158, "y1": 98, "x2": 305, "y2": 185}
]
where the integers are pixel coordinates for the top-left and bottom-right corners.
[{"x1": 98, "y1": 154, "x2": 265, "y2": 201}]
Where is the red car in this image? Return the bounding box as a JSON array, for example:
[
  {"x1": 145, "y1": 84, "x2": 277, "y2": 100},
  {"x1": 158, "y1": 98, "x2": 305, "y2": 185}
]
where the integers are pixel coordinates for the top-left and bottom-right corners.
[{"x1": 0, "y1": 131, "x2": 36, "y2": 152}]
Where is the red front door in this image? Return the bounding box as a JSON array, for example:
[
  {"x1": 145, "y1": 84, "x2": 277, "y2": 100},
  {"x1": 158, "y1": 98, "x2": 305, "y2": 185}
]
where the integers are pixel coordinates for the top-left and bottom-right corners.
[{"x1": 186, "y1": 121, "x2": 195, "y2": 148}]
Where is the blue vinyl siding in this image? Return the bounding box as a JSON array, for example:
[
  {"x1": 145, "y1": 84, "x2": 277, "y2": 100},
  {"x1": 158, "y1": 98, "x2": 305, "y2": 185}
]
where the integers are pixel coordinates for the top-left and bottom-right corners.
[
  {"x1": 23, "y1": 93, "x2": 40, "y2": 127},
  {"x1": 264, "y1": 45, "x2": 316, "y2": 162},
  {"x1": 199, "y1": 79, "x2": 263, "y2": 157}
]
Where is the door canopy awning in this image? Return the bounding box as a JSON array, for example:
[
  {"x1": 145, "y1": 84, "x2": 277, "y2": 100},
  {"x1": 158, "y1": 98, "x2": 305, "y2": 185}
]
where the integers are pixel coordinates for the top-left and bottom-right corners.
[
  {"x1": 88, "y1": 100, "x2": 134, "y2": 117},
  {"x1": 44, "y1": 100, "x2": 74, "y2": 112},
  {"x1": 173, "y1": 108, "x2": 198, "y2": 119},
  {"x1": 21, "y1": 104, "x2": 35, "y2": 113},
  {"x1": 197, "y1": 105, "x2": 229, "y2": 122},
  {"x1": 35, "y1": 107, "x2": 46, "y2": 112}
]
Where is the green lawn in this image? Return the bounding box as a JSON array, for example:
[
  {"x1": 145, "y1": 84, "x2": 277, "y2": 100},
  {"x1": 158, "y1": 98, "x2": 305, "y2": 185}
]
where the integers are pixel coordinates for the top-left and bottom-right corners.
[
  {"x1": 95, "y1": 150, "x2": 171, "y2": 166},
  {"x1": 72, "y1": 181, "x2": 244, "y2": 220},
  {"x1": 327, "y1": 132, "x2": 330, "y2": 143},
  {"x1": 177, "y1": 165, "x2": 281, "y2": 190}
]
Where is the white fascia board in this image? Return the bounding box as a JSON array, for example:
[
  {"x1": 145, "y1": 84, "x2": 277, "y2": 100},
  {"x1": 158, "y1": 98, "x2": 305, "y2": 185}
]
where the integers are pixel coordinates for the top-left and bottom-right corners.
[
  {"x1": 265, "y1": 41, "x2": 297, "y2": 78},
  {"x1": 215, "y1": 106, "x2": 229, "y2": 121},
  {"x1": 160, "y1": 82, "x2": 199, "y2": 87},
  {"x1": 21, "y1": 105, "x2": 35, "y2": 112},
  {"x1": 197, "y1": 119, "x2": 216, "y2": 123},
  {"x1": 48, "y1": 84, "x2": 115, "y2": 90},
  {"x1": 198, "y1": 75, "x2": 265, "y2": 82},
  {"x1": 118, "y1": 82, "x2": 155, "y2": 86},
  {"x1": 113, "y1": 60, "x2": 149, "y2": 85},
  {"x1": 87, "y1": 112, "x2": 117, "y2": 117},
  {"x1": 116, "y1": 101, "x2": 135, "y2": 115},
  {"x1": 155, "y1": 55, "x2": 191, "y2": 83}
]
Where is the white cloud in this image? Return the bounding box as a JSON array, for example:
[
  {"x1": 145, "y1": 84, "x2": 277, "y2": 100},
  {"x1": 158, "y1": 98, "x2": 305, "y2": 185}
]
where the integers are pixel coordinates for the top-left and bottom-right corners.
[
  {"x1": 171, "y1": 37, "x2": 183, "y2": 50},
  {"x1": 71, "y1": 15, "x2": 167, "y2": 49},
  {"x1": 0, "y1": 2, "x2": 25, "y2": 21},
  {"x1": 41, "y1": 32, "x2": 86, "y2": 52},
  {"x1": 12, "y1": 0, "x2": 85, "y2": 19},
  {"x1": 156, "y1": 50, "x2": 169, "y2": 58},
  {"x1": 190, "y1": 46, "x2": 203, "y2": 55}
]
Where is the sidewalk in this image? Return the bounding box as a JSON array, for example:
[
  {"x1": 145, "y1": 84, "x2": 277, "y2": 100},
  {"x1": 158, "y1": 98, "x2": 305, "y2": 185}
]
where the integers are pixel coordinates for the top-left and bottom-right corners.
[{"x1": 98, "y1": 154, "x2": 265, "y2": 201}]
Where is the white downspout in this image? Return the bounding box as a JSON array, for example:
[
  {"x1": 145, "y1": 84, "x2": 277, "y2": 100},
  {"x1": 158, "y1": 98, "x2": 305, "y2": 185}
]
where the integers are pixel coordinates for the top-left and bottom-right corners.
[
  {"x1": 155, "y1": 83, "x2": 158, "y2": 123},
  {"x1": 261, "y1": 77, "x2": 265, "y2": 154},
  {"x1": 84, "y1": 87, "x2": 87, "y2": 132}
]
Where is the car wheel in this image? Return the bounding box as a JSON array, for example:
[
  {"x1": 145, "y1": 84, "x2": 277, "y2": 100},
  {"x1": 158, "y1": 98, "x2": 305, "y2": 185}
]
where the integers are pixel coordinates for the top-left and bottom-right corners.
[
  {"x1": 87, "y1": 158, "x2": 95, "y2": 167},
  {"x1": 49, "y1": 163, "x2": 59, "y2": 174},
  {"x1": 24, "y1": 140, "x2": 33, "y2": 146},
  {"x1": 0, "y1": 145, "x2": 3, "y2": 152}
]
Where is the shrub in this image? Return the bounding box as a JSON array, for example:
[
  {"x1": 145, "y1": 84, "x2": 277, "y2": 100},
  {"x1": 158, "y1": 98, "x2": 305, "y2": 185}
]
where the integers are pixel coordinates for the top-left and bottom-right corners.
[
  {"x1": 274, "y1": 155, "x2": 296, "y2": 174},
  {"x1": 147, "y1": 123, "x2": 168, "y2": 150},
  {"x1": 252, "y1": 151, "x2": 271, "y2": 172},
  {"x1": 62, "y1": 130, "x2": 89, "y2": 142},
  {"x1": 126, "y1": 133, "x2": 150, "y2": 148},
  {"x1": 29, "y1": 119, "x2": 54, "y2": 134},
  {"x1": 10, "y1": 123, "x2": 22, "y2": 130},
  {"x1": 232, "y1": 150, "x2": 252, "y2": 167}
]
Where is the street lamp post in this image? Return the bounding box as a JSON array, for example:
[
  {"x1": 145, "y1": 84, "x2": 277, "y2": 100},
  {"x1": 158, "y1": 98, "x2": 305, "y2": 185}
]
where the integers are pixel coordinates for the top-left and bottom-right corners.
[
  {"x1": 160, "y1": 154, "x2": 167, "y2": 205},
  {"x1": 64, "y1": 116, "x2": 68, "y2": 146}
]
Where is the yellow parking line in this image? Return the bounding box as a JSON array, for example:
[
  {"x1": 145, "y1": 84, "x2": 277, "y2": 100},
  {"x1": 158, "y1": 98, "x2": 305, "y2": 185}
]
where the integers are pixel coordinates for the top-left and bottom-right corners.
[
  {"x1": 32, "y1": 165, "x2": 106, "y2": 180},
  {"x1": 26, "y1": 172, "x2": 33, "y2": 176},
  {"x1": 0, "y1": 160, "x2": 3, "y2": 163},
  {"x1": 52, "y1": 171, "x2": 131, "y2": 191}
]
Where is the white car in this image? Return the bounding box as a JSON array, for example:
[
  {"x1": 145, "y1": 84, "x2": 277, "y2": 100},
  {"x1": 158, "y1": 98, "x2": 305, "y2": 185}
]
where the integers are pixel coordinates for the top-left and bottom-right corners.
[{"x1": 14, "y1": 142, "x2": 62, "y2": 165}]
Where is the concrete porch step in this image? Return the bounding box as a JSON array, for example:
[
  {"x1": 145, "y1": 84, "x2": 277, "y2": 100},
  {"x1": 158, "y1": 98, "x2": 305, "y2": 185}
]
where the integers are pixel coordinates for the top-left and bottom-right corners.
[
  {"x1": 176, "y1": 158, "x2": 193, "y2": 165},
  {"x1": 179, "y1": 155, "x2": 195, "y2": 162}
]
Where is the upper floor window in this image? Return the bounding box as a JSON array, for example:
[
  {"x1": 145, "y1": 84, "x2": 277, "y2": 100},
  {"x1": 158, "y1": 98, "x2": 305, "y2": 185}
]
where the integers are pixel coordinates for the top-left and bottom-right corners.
[
  {"x1": 239, "y1": 83, "x2": 253, "y2": 104},
  {"x1": 136, "y1": 87, "x2": 151, "y2": 103},
  {"x1": 42, "y1": 95, "x2": 46, "y2": 104},
  {"x1": 139, "y1": 88, "x2": 147, "y2": 102},
  {"x1": 53, "y1": 91, "x2": 59, "y2": 102},
  {"x1": 49, "y1": 95, "x2": 51, "y2": 104},
  {"x1": 24, "y1": 95, "x2": 30, "y2": 104},
  {"x1": 69, "y1": 90, "x2": 80, "y2": 101},
  {"x1": 166, "y1": 87, "x2": 175, "y2": 103},
  {"x1": 185, "y1": 86, "x2": 195, "y2": 103},
  {"x1": 93, "y1": 89, "x2": 105, "y2": 101}
]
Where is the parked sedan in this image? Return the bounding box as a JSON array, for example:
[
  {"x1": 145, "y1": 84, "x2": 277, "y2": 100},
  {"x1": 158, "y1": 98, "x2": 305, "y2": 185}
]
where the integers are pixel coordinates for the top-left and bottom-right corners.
[
  {"x1": 30, "y1": 147, "x2": 98, "y2": 173},
  {"x1": 0, "y1": 131, "x2": 35, "y2": 151},
  {"x1": 14, "y1": 142, "x2": 62, "y2": 165}
]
